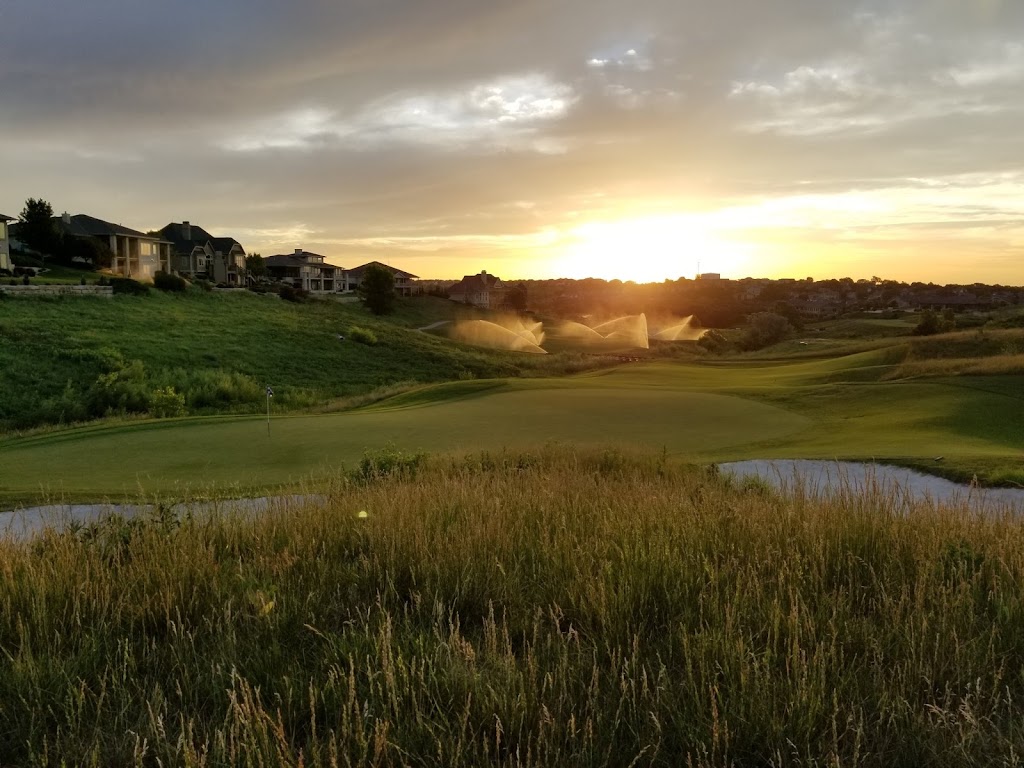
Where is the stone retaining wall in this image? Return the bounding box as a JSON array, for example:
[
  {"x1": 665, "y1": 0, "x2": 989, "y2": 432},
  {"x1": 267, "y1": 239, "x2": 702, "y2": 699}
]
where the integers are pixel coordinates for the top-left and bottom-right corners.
[{"x1": 0, "y1": 284, "x2": 114, "y2": 297}]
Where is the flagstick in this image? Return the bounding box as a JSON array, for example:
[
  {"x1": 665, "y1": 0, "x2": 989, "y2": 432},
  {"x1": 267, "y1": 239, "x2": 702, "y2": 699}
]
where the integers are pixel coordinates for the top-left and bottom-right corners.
[{"x1": 266, "y1": 387, "x2": 271, "y2": 438}]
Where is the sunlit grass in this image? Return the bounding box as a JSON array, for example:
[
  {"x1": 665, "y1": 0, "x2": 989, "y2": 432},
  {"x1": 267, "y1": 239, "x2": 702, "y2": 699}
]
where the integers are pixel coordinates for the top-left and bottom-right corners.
[
  {"x1": 885, "y1": 354, "x2": 1024, "y2": 380},
  {"x1": 3, "y1": 446, "x2": 1024, "y2": 765}
]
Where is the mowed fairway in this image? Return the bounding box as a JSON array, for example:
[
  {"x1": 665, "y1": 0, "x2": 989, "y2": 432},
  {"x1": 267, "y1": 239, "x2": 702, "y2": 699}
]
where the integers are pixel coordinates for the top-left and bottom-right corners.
[{"x1": 3, "y1": 356, "x2": 1024, "y2": 503}]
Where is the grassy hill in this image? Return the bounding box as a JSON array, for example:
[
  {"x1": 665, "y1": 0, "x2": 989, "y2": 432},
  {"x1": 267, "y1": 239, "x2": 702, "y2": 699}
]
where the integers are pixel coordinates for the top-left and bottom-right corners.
[{"x1": 0, "y1": 291, "x2": 617, "y2": 432}]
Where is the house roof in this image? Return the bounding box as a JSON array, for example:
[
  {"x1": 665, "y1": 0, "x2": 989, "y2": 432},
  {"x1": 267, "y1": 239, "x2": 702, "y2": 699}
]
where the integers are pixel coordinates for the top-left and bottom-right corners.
[
  {"x1": 209, "y1": 236, "x2": 241, "y2": 254},
  {"x1": 159, "y1": 222, "x2": 243, "y2": 255},
  {"x1": 265, "y1": 251, "x2": 345, "y2": 270},
  {"x1": 450, "y1": 271, "x2": 503, "y2": 295},
  {"x1": 0, "y1": 214, "x2": 14, "y2": 222},
  {"x1": 348, "y1": 261, "x2": 419, "y2": 279},
  {"x1": 59, "y1": 213, "x2": 165, "y2": 241}
]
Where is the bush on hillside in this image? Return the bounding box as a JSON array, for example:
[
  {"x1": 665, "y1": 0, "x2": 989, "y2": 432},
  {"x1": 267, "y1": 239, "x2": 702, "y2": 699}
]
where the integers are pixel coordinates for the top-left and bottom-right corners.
[
  {"x1": 278, "y1": 284, "x2": 309, "y2": 303},
  {"x1": 739, "y1": 312, "x2": 792, "y2": 350},
  {"x1": 86, "y1": 360, "x2": 152, "y2": 416},
  {"x1": 167, "y1": 368, "x2": 264, "y2": 409},
  {"x1": 154, "y1": 271, "x2": 188, "y2": 293},
  {"x1": 110, "y1": 277, "x2": 150, "y2": 296},
  {"x1": 697, "y1": 329, "x2": 730, "y2": 354},
  {"x1": 149, "y1": 386, "x2": 187, "y2": 417},
  {"x1": 347, "y1": 325, "x2": 378, "y2": 345},
  {"x1": 913, "y1": 309, "x2": 955, "y2": 336}
]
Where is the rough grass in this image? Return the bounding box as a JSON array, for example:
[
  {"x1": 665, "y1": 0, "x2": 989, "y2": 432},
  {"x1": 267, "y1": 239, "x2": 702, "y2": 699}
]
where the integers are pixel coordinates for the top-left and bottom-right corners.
[
  {"x1": 3, "y1": 446, "x2": 1024, "y2": 766},
  {"x1": 884, "y1": 354, "x2": 1024, "y2": 380}
]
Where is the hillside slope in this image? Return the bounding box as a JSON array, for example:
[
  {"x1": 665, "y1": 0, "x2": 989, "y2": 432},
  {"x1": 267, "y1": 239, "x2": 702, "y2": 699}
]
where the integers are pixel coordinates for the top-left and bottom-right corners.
[{"x1": 0, "y1": 292, "x2": 580, "y2": 431}]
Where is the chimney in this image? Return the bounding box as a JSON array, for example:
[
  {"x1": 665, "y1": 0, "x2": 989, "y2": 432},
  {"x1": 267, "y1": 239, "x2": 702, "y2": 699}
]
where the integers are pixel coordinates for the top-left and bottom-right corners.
[
  {"x1": 62, "y1": 211, "x2": 71, "y2": 225},
  {"x1": 295, "y1": 248, "x2": 303, "y2": 255},
  {"x1": 182, "y1": 221, "x2": 191, "y2": 240}
]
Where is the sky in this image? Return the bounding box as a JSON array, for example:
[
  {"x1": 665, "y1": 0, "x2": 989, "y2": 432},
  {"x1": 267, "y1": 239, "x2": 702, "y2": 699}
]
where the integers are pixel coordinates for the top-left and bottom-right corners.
[{"x1": 1, "y1": 0, "x2": 1022, "y2": 284}]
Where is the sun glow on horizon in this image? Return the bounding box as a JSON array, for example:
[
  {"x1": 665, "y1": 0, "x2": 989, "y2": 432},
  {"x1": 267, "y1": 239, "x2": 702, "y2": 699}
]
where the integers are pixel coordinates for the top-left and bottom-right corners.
[{"x1": 552, "y1": 214, "x2": 756, "y2": 282}]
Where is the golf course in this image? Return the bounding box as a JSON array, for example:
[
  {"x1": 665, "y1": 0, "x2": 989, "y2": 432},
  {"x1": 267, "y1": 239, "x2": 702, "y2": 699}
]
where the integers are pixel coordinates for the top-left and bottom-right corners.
[
  {"x1": 6, "y1": 298, "x2": 1024, "y2": 766},
  {"x1": 4, "y1": 340, "x2": 1024, "y2": 506}
]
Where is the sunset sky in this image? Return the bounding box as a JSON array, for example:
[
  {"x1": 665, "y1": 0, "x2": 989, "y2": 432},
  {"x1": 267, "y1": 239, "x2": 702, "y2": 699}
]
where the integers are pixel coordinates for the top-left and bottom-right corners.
[{"x1": 1, "y1": 1, "x2": 1022, "y2": 283}]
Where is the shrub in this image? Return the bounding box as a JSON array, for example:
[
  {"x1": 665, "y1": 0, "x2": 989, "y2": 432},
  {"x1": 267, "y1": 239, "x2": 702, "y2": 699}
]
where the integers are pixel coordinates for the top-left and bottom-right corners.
[
  {"x1": 697, "y1": 329, "x2": 730, "y2": 354},
  {"x1": 347, "y1": 325, "x2": 378, "y2": 345},
  {"x1": 166, "y1": 368, "x2": 264, "y2": 409},
  {"x1": 86, "y1": 360, "x2": 151, "y2": 416},
  {"x1": 279, "y1": 284, "x2": 309, "y2": 303},
  {"x1": 149, "y1": 386, "x2": 187, "y2": 417},
  {"x1": 739, "y1": 312, "x2": 792, "y2": 351},
  {"x1": 153, "y1": 270, "x2": 188, "y2": 293},
  {"x1": 110, "y1": 277, "x2": 150, "y2": 296},
  {"x1": 354, "y1": 444, "x2": 427, "y2": 482}
]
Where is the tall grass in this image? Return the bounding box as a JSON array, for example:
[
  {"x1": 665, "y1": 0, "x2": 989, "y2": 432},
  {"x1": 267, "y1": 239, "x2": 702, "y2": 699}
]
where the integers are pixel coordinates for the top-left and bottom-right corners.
[
  {"x1": 884, "y1": 354, "x2": 1024, "y2": 380},
  {"x1": 3, "y1": 446, "x2": 1024, "y2": 765}
]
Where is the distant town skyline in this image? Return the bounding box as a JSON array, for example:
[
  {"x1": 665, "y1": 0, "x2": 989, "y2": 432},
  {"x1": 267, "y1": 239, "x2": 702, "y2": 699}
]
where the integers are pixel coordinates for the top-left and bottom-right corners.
[{"x1": 2, "y1": 1, "x2": 1022, "y2": 283}]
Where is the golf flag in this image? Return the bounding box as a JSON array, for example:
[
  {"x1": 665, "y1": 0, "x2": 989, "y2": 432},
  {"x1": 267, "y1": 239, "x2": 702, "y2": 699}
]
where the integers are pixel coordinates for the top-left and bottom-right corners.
[{"x1": 266, "y1": 386, "x2": 274, "y2": 397}]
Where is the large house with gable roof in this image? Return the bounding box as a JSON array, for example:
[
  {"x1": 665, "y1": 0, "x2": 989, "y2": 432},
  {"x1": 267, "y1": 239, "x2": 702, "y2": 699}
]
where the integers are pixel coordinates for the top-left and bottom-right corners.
[
  {"x1": 159, "y1": 221, "x2": 247, "y2": 286},
  {"x1": 448, "y1": 270, "x2": 506, "y2": 308},
  {"x1": 265, "y1": 248, "x2": 346, "y2": 293},
  {"x1": 345, "y1": 261, "x2": 419, "y2": 296},
  {"x1": 57, "y1": 213, "x2": 172, "y2": 280}
]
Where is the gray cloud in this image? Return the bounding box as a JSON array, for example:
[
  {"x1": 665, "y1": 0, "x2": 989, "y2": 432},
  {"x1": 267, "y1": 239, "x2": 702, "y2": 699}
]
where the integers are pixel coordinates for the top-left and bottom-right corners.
[{"x1": 1, "y1": 0, "x2": 1022, "y2": 280}]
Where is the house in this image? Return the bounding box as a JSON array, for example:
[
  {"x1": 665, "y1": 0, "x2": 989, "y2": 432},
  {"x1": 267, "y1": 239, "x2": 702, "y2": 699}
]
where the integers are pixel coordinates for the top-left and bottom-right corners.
[
  {"x1": 345, "y1": 261, "x2": 419, "y2": 296},
  {"x1": 159, "y1": 221, "x2": 247, "y2": 286},
  {"x1": 448, "y1": 270, "x2": 506, "y2": 309},
  {"x1": 58, "y1": 213, "x2": 172, "y2": 280},
  {"x1": 0, "y1": 214, "x2": 13, "y2": 272},
  {"x1": 265, "y1": 248, "x2": 344, "y2": 293}
]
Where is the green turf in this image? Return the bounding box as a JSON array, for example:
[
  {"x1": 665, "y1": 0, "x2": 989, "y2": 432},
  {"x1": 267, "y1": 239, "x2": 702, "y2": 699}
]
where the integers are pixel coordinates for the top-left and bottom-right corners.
[
  {"x1": 0, "y1": 291, "x2": 592, "y2": 431},
  {"x1": 4, "y1": 353, "x2": 1023, "y2": 504}
]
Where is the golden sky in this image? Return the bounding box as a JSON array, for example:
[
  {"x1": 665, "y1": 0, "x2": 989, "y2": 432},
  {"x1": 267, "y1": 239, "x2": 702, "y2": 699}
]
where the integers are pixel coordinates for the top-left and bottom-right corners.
[{"x1": 1, "y1": 1, "x2": 1022, "y2": 283}]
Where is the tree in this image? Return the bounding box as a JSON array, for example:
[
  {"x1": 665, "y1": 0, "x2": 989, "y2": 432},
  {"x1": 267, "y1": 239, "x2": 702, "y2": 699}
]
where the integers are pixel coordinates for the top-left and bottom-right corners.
[
  {"x1": 358, "y1": 263, "x2": 396, "y2": 315},
  {"x1": 59, "y1": 234, "x2": 111, "y2": 268},
  {"x1": 18, "y1": 198, "x2": 62, "y2": 256},
  {"x1": 245, "y1": 253, "x2": 266, "y2": 279},
  {"x1": 506, "y1": 282, "x2": 528, "y2": 312},
  {"x1": 739, "y1": 312, "x2": 792, "y2": 351}
]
